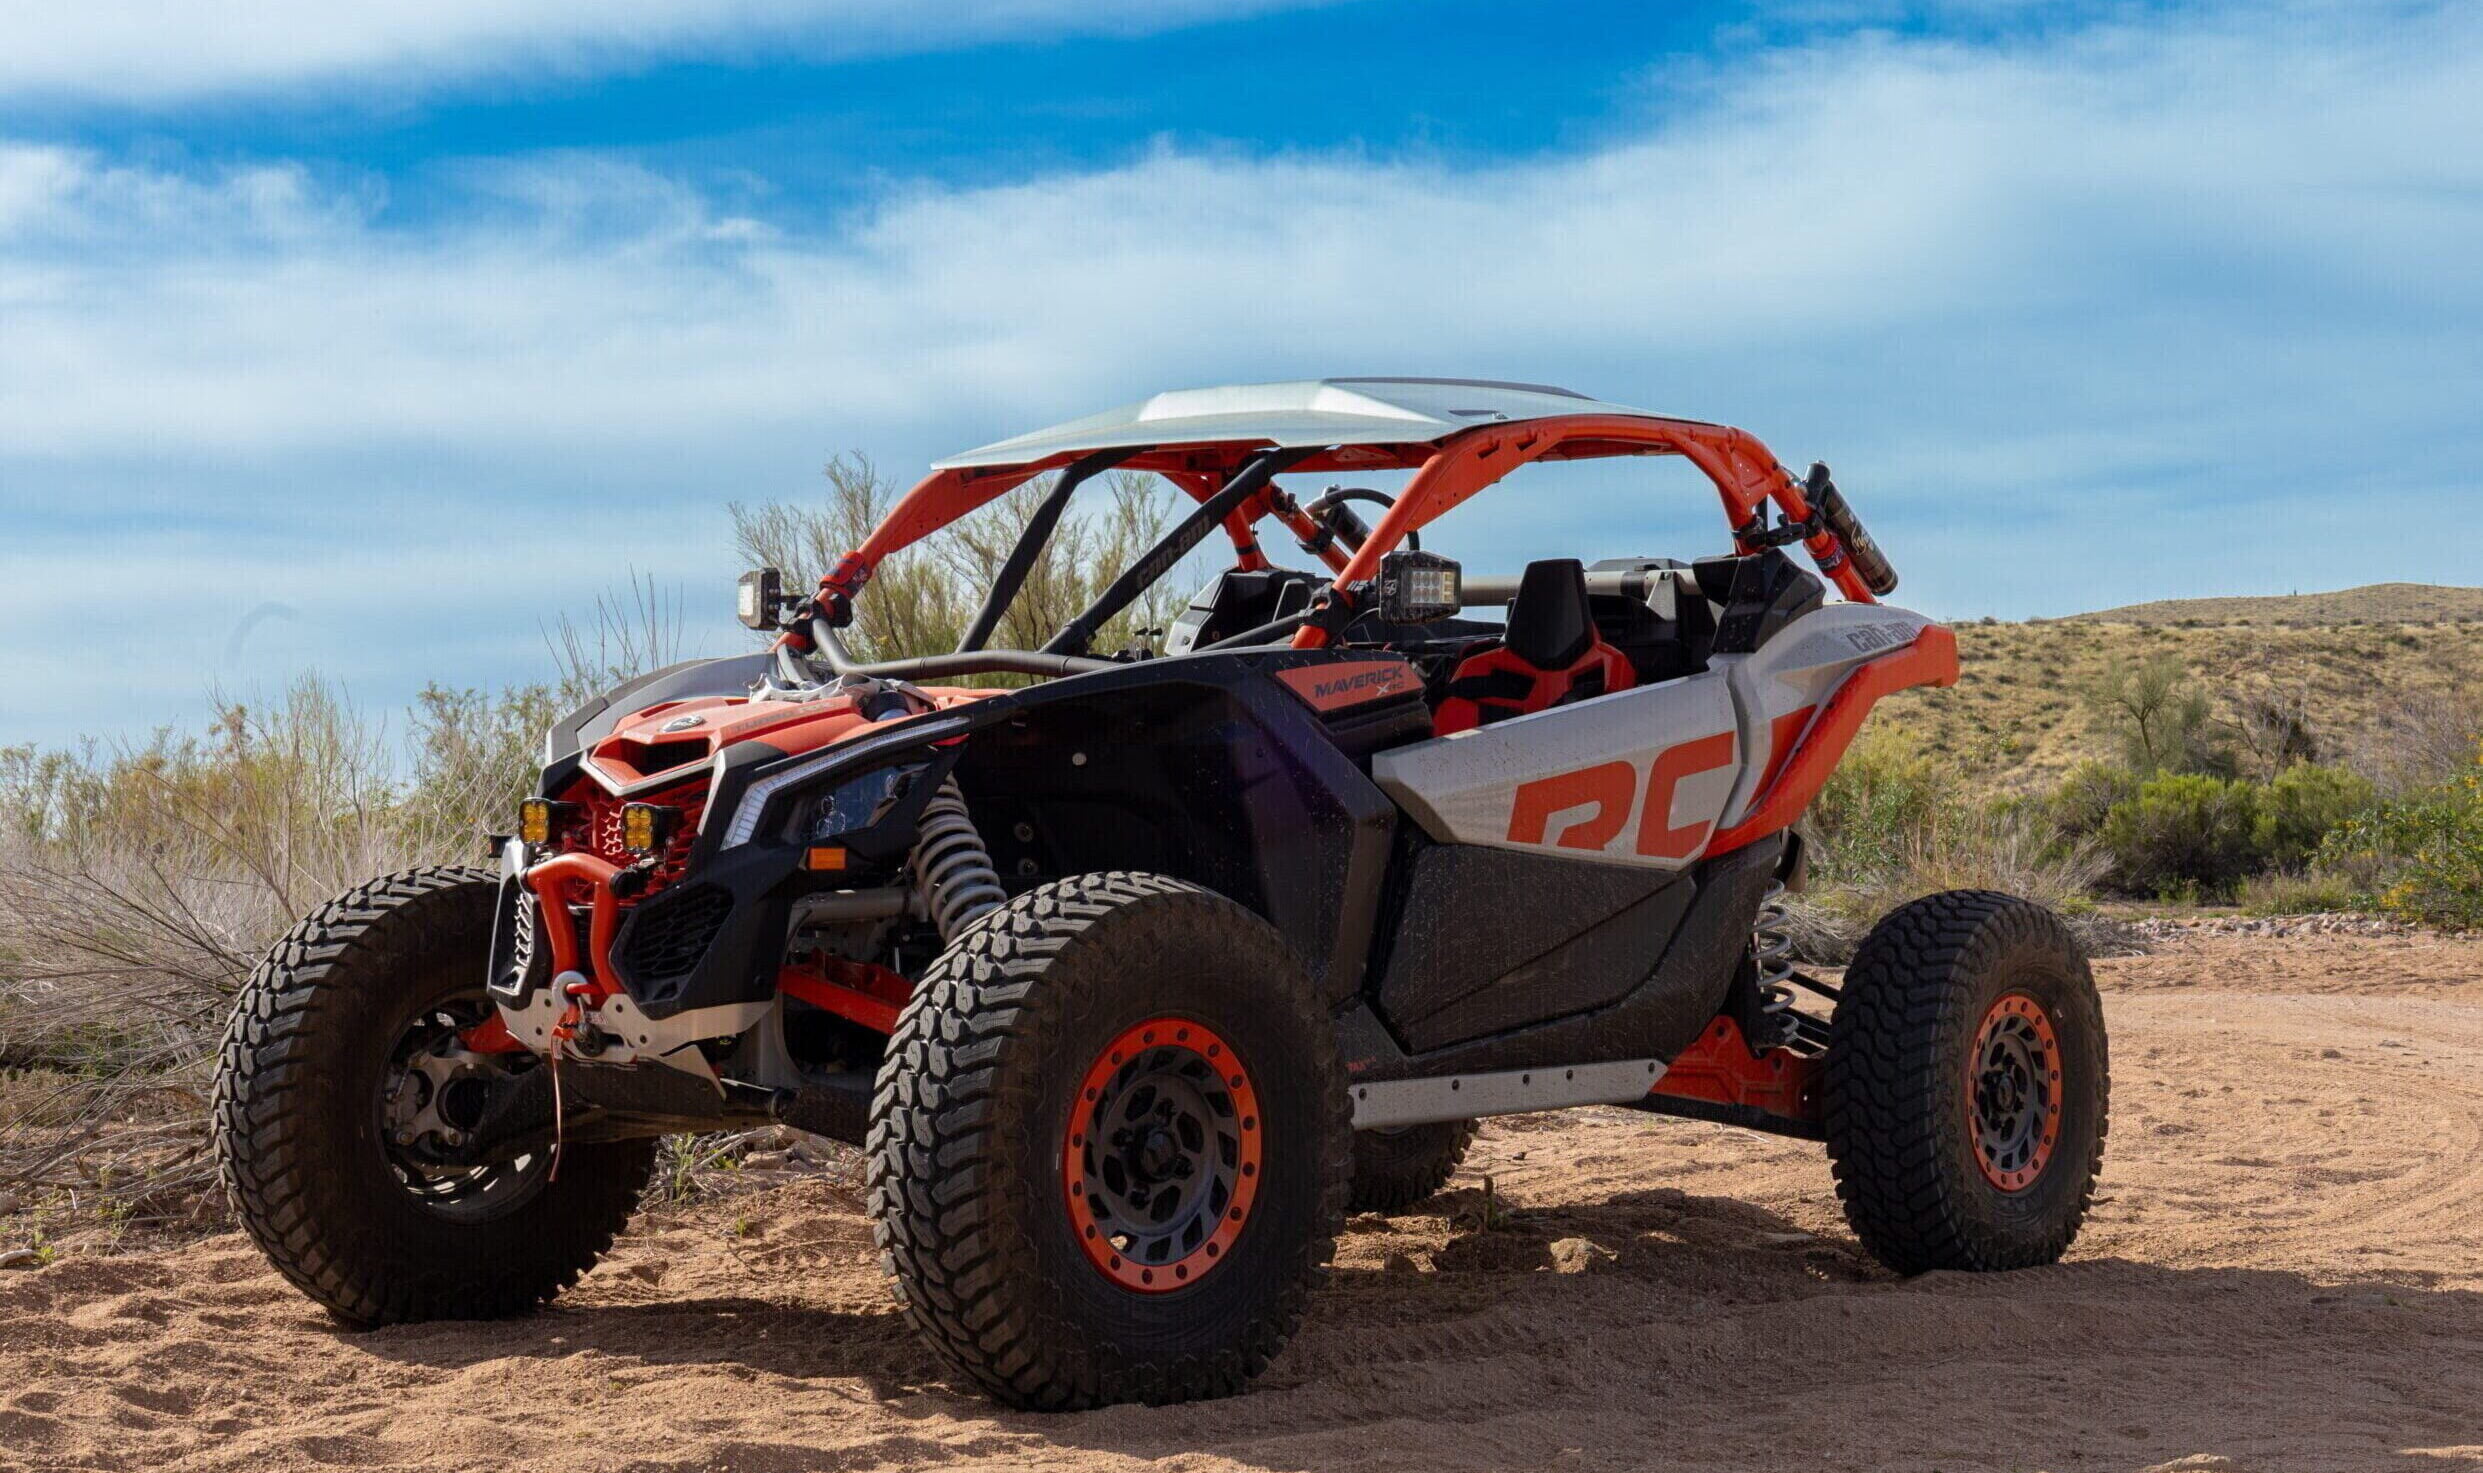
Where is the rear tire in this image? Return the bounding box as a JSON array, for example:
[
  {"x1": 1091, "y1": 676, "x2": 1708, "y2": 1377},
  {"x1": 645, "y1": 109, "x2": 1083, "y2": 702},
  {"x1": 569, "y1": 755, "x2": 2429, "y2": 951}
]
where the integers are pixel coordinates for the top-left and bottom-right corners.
[
  {"x1": 213, "y1": 867, "x2": 656, "y2": 1326},
  {"x1": 869, "y1": 872, "x2": 1350, "y2": 1409},
  {"x1": 1349, "y1": 1121, "x2": 1476, "y2": 1213},
  {"x1": 1822, "y1": 889, "x2": 2107, "y2": 1275}
]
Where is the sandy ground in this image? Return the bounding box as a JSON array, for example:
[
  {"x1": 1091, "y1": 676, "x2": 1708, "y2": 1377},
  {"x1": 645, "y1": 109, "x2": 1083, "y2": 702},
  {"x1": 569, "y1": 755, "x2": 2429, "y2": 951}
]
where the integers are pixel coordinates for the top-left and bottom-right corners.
[{"x1": 5, "y1": 931, "x2": 2482, "y2": 1473}]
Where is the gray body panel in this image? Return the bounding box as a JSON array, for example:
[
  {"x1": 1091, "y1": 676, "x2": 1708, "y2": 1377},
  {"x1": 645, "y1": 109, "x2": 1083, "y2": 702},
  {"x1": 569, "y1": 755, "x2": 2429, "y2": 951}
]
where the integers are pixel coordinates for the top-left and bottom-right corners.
[{"x1": 1373, "y1": 601, "x2": 1934, "y2": 872}]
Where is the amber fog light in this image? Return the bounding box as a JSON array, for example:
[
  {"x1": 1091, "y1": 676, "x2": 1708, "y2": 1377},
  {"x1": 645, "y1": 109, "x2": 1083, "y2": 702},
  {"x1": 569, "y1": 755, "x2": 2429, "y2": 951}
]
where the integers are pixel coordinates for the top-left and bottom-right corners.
[
  {"x1": 518, "y1": 798, "x2": 579, "y2": 845},
  {"x1": 620, "y1": 802, "x2": 679, "y2": 855}
]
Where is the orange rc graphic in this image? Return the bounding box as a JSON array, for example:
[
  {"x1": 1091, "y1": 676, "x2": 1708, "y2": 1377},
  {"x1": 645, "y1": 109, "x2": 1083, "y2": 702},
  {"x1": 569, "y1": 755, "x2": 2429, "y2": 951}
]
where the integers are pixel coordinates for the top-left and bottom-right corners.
[{"x1": 1507, "y1": 730, "x2": 1737, "y2": 859}]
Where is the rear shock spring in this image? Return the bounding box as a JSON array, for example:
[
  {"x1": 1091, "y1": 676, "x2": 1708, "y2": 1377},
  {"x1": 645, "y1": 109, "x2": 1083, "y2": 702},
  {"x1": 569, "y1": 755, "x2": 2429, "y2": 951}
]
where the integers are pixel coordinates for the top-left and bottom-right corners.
[
  {"x1": 911, "y1": 780, "x2": 1008, "y2": 942},
  {"x1": 1751, "y1": 880, "x2": 1836, "y2": 1053}
]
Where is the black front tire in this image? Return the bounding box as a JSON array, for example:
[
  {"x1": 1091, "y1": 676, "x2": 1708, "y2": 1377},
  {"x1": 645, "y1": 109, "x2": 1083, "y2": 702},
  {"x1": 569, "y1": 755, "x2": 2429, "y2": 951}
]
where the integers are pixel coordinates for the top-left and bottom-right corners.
[
  {"x1": 869, "y1": 872, "x2": 1351, "y2": 1410},
  {"x1": 1822, "y1": 889, "x2": 2108, "y2": 1275},
  {"x1": 1349, "y1": 1121, "x2": 1477, "y2": 1213},
  {"x1": 213, "y1": 867, "x2": 657, "y2": 1326}
]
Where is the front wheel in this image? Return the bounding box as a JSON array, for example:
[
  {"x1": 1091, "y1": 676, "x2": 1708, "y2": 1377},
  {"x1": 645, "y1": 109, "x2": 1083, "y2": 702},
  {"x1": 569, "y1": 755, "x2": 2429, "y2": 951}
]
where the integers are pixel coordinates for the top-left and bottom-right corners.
[
  {"x1": 1821, "y1": 889, "x2": 2108, "y2": 1275},
  {"x1": 868, "y1": 872, "x2": 1350, "y2": 1409},
  {"x1": 213, "y1": 867, "x2": 656, "y2": 1325}
]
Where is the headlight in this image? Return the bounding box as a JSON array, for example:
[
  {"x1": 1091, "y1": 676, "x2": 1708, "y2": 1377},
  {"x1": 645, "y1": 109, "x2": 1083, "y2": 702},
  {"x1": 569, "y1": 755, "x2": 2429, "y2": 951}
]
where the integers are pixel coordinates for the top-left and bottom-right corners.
[
  {"x1": 791, "y1": 765, "x2": 917, "y2": 872},
  {"x1": 717, "y1": 714, "x2": 971, "y2": 849},
  {"x1": 800, "y1": 765, "x2": 914, "y2": 843}
]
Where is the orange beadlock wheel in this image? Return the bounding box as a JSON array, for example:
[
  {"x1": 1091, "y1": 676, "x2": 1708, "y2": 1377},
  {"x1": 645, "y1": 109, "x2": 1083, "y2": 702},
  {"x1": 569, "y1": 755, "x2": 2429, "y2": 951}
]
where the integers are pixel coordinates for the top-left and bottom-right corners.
[
  {"x1": 1061, "y1": 1016, "x2": 1263, "y2": 1292},
  {"x1": 1965, "y1": 991, "x2": 2064, "y2": 1193}
]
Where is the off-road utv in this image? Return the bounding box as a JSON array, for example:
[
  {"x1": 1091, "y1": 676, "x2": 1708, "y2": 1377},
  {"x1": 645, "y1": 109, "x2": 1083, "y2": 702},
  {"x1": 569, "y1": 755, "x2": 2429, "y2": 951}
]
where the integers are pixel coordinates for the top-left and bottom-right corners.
[{"x1": 214, "y1": 379, "x2": 2106, "y2": 1409}]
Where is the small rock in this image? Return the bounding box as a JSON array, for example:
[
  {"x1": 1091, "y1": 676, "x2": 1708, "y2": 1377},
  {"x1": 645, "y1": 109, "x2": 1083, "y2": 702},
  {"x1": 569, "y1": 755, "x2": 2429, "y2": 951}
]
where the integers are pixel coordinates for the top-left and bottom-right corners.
[
  {"x1": 2320, "y1": 1047, "x2": 2343, "y2": 1059},
  {"x1": 1757, "y1": 1231, "x2": 1816, "y2": 1247},
  {"x1": 0, "y1": 1248, "x2": 41, "y2": 1270},
  {"x1": 740, "y1": 1150, "x2": 795, "y2": 1171},
  {"x1": 1548, "y1": 1237, "x2": 1615, "y2": 1274},
  {"x1": 1383, "y1": 1251, "x2": 1425, "y2": 1274}
]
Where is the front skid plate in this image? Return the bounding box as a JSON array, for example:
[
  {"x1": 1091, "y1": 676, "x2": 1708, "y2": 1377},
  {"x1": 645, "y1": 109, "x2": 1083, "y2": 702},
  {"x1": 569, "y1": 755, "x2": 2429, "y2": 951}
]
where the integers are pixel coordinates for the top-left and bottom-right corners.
[{"x1": 1350, "y1": 1057, "x2": 1665, "y2": 1129}]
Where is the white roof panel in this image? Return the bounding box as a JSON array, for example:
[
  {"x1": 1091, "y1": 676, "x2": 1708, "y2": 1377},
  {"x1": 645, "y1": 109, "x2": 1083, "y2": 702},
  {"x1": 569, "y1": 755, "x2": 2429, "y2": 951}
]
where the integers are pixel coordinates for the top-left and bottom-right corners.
[{"x1": 932, "y1": 377, "x2": 1671, "y2": 469}]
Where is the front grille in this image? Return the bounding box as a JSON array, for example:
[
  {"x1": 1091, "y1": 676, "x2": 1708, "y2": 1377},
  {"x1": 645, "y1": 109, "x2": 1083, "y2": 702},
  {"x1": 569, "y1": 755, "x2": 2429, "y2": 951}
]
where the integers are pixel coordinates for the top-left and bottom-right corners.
[
  {"x1": 618, "y1": 884, "x2": 734, "y2": 985},
  {"x1": 508, "y1": 882, "x2": 539, "y2": 978},
  {"x1": 546, "y1": 782, "x2": 707, "y2": 906}
]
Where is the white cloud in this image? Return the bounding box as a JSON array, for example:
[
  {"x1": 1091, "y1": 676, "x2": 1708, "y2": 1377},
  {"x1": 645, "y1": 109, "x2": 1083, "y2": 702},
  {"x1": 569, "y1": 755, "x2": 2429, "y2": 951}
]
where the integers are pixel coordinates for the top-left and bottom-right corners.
[
  {"x1": 4, "y1": 0, "x2": 2480, "y2": 745},
  {"x1": 0, "y1": 0, "x2": 1343, "y2": 103}
]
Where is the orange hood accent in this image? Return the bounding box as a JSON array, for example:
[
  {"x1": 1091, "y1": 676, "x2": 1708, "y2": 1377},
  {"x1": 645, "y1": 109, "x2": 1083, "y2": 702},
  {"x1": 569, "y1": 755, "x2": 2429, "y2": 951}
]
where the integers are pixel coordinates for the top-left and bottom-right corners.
[{"x1": 584, "y1": 686, "x2": 1001, "y2": 789}]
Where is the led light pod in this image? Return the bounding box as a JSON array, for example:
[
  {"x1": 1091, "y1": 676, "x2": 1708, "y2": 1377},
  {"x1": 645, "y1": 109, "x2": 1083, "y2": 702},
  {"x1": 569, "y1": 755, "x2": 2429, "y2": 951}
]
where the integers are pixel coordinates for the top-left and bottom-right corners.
[
  {"x1": 620, "y1": 802, "x2": 679, "y2": 854},
  {"x1": 1375, "y1": 549, "x2": 1462, "y2": 624},
  {"x1": 517, "y1": 797, "x2": 580, "y2": 845}
]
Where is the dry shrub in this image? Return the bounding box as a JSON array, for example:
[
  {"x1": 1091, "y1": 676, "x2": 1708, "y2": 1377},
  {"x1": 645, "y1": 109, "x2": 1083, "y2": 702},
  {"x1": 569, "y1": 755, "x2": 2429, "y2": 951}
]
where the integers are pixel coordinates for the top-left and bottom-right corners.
[
  {"x1": 0, "y1": 449, "x2": 1204, "y2": 1233},
  {"x1": 729, "y1": 453, "x2": 1201, "y2": 670},
  {"x1": 0, "y1": 587, "x2": 680, "y2": 1229},
  {"x1": 2235, "y1": 869, "x2": 2362, "y2": 916},
  {"x1": 2340, "y1": 689, "x2": 2483, "y2": 796},
  {"x1": 1790, "y1": 730, "x2": 2108, "y2": 962},
  {"x1": 0, "y1": 682, "x2": 495, "y2": 1224}
]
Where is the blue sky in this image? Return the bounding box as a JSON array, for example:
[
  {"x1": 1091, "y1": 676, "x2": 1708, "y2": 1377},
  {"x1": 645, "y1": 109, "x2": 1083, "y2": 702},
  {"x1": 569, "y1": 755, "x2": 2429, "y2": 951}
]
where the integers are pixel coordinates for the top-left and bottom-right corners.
[{"x1": 3, "y1": 0, "x2": 2478, "y2": 748}]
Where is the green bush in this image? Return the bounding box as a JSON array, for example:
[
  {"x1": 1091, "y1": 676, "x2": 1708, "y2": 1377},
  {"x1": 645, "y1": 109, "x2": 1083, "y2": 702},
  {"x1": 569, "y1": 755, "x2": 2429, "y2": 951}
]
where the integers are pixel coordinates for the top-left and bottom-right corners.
[
  {"x1": 2099, "y1": 773, "x2": 2264, "y2": 900},
  {"x1": 2090, "y1": 763, "x2": 2377, "y2": 903},
  {"x1": 2253, "y1": 764, "x2": 2374, "y2": 871},
  {"x1": 2323, "y1": 742, "x2": 2483, "y2": 930},
  {"x1": 2049, "y1": 761, "x2": 2141, "y2": 842},
  {"x1": 1804, "y1": 729, "x2": 1942, "y2": 886}
]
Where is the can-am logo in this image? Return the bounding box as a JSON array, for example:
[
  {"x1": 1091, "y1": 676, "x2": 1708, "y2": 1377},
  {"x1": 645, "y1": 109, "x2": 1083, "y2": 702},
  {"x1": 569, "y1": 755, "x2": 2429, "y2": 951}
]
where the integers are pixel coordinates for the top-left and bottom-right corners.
[
  {"x1": 658, "y1": 714, "x2": 706, "y2": 733},
  {"x1": 1841, "y1": 621, "x2": 1915, "y2": 654}
]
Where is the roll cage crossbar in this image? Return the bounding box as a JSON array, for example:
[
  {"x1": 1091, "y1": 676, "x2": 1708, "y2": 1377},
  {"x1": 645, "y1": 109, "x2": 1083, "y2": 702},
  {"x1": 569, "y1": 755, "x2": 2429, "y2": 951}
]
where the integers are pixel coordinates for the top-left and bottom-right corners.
[{"x1": 789, "y1": 413, "x2": 1880, "y2": 679}]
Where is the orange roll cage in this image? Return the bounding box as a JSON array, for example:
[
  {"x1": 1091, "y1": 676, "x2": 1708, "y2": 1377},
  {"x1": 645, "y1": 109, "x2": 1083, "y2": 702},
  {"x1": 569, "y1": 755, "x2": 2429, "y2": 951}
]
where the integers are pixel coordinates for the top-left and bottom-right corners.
[{"x1": 824, "y1": 413, "x2": 1883, "y2": 623}]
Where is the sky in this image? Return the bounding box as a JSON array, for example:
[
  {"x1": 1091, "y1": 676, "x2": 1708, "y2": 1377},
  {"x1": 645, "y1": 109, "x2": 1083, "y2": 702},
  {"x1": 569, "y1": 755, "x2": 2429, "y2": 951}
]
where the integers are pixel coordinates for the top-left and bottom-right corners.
[{"x1": 3, "y1": 0, "x2": 2478, "y2": 749}]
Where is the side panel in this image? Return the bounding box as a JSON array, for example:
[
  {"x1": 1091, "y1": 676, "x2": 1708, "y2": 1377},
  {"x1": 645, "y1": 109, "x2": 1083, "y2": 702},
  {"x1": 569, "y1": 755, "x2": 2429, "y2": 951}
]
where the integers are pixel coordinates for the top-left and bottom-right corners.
[
  {"x1": 1371, "y1": 601, "x2": 1939, "y2": 870},
  {"x1": 1373, "y1": 670, "x2": 1743, "y2": 871},
  {"x1": 1711, "y1": 601, "x2": 1938, "y2": 823},
  {"x1": 1336, "y1": 834, "x2": 1783, "y2": 1083},
  {"x1": 1367, "y1": 841, "x2": 1692, "y2": 1053}
]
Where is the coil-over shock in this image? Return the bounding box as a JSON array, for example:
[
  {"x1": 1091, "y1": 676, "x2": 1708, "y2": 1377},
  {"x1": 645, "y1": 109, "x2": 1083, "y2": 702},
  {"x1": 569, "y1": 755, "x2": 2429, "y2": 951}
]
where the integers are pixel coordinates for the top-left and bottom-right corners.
[
  {"x1": 1753, "y1": 880, "x2": 1800, "y2": 1025},
  {"x1": 1747, "y1": 844, "x2": 1836, "y2": 1053},
  {"x1": 910, "y1": 779, "x2": 1008, "y2": 941}
]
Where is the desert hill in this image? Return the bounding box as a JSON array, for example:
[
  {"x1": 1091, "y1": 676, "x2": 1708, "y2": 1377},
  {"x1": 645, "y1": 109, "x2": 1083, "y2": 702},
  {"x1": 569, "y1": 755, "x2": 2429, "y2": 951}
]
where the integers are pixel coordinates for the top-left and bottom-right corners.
[
  {"x1": 1874, "y1": 583, "x2": 2483, "y2": 791},
  {"x1": 2070, "y1": 581, "x2": 2483, "y2": 627}
]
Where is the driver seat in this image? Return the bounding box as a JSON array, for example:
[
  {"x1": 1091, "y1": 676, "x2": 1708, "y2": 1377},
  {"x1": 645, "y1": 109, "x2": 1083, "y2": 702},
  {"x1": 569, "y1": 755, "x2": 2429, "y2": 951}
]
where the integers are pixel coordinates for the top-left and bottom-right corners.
[{"x1": 1433, "y1": 559, "x2": 1635, "y2": 735}]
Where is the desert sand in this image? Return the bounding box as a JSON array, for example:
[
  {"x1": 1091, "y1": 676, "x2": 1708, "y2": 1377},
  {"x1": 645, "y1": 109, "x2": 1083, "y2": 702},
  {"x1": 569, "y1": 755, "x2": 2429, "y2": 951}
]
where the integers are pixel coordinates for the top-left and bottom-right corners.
[{"x1": 4, "y1": 929, "x2": 2480, "y2": 1473}]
